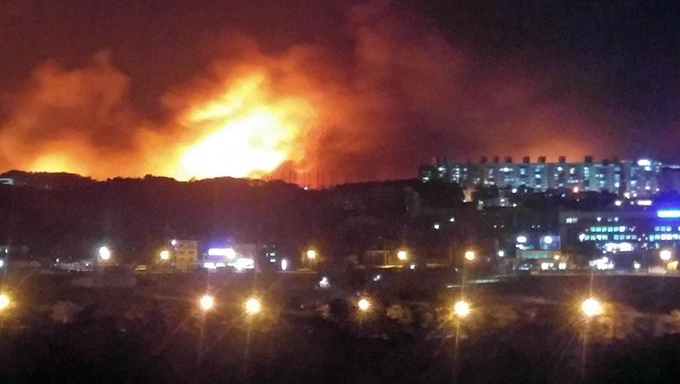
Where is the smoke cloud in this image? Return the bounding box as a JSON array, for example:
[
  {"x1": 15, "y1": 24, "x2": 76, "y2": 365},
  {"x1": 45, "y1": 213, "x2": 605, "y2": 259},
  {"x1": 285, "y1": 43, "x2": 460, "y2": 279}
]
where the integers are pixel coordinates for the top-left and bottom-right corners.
[{"x1": 0, "y1": 1, "x2": 608, "y2": 183}]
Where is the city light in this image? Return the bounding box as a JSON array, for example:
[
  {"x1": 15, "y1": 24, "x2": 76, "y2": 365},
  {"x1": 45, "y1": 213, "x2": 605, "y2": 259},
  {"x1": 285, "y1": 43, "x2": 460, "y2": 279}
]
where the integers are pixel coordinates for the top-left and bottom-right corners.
[
  {"x1": 516, "y1": 235, "x2": 527, "y2": 243},
  {"x1": 0, "y1": 259, "x2": 5, "y2": 268},
  {"x1": 614, "y1": 200, "x2": 622, "y2": 206},
  {"x1": 581, "y1": 297, "x2": 603, "y2": 317},
  {"x1": 357, "y1": 298, "x2": 371, "y2": 312},
  {"x1": 171, "y1": 239, "x2": 177, "y2": 246},
  {"x1": 636, "y1": 200, "x2": 652, "y2": 206},
  {"x1": 637, "y1": 159, "x2": 652, "y2": 167},
  {"x1": 233, "y1": 257, "x2": 255, "y2": 271},
  {"x1": 0, "y1": 294, "x2": 10, "y2": 310},
  {"x1": 319, "y1": 276, "x2": 331, "y2": 288},
  {"x1": 245, "y1": 298, "x2": 261, "y2": 315},
  {"x1": 98, "y1": 246, "x2": 111, "y2": 260},
  {"x1": 397, "y1": 250, "x2": 408, "y2": 261},
  {"x1": 306, "y1": 250, "x2": 317, "y2": 260},
  {"x1": 634, "y1": 261, "x2": 641, "y2": 270},
  {"x1": 572, "y1": 186, "x2": 579, "y2": 193},
  {"x1": 433, "y1": 223, "x2": 440, "y2": 230},
  {"x1": 199, "y1": 294, "x2": 214, "y2": 311},
  {"x1": 453, "y1": 300, "x2": 470, "y2": 318},
  {"x1": 497, "y1": 250, "x2": 505, "y2": 257},
  {"x1": 464, "y1": 250, "x2": 475, "y2": 261},
  {"x1": 544, "y1": 236, "x2": 553, "y2": 244},
  {"x1": 281, "y1": 259, "x2": 288, "y2": 271},
  {"x1": 159, "y1": 250, "x2": 170, "y2": 260},
  {"x1": 660, "y1": 249, "x2": 673, "y2": 261}
]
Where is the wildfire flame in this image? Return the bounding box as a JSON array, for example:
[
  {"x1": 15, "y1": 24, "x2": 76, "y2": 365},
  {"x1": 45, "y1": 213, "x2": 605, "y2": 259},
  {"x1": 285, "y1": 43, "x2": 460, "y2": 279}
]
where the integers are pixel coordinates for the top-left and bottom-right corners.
[{"x1": 174, "y1": 73, "x2": 317, "y2": 180}]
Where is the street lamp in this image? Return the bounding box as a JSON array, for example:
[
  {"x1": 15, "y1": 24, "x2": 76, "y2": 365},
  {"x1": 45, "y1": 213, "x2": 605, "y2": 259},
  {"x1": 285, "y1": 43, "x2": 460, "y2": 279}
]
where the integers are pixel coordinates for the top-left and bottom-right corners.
[
  {"x1": 245, "y1": 298, "x2": 262, "y2": 315},
  {"x1": 581, "y1": 297, "x2": 602, "y2": 317},
  {"x1": 98, "y1": 246, "x2": 111, "y2": 261},
  {"x1": 397, "y1": 250, "x2": 408, "y2": 261},
  {"x1": 306, "y1": 250, "x2": 317, "y2": 260},
  {"x1": 159, "y1": 250, "x2": 170, "y2": 261},
  {"x1": 357, "y1": 297, "x2": 371, "y2": 312},
  {"x1": 453, "y1": 300, "x2": 470, "y2": 318},
  {"x1": 199, "y1": 294, "x2": 214, "y2": 311},
  {"x1": 660, "y1": 249, "x2": 673, "y2": 261},
  {"x1": 0, "y1": 294, "x2": 10, "y2": 310},
  {"x1": 464, "y1": 250, "x2": 475, "y2": 261}
]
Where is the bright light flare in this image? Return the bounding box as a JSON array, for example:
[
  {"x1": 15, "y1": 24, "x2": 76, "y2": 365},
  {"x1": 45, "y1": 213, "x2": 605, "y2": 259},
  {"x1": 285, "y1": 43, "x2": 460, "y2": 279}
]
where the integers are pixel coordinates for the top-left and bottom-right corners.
[
  {"x1": 464, "y1": 250, "x2": 475, "y2": 261},
  {"x1": 245, "y1": 298, "x2": 262, "y2": 315},
  {"x1": 660, "y1": 249, "x2": 673, "y2": 261},
  {"x1": 357, "y1": 298, "x2": 371, "y2": 312},
  {"x1": 199, "y1": 294, "x2": 214, "y2": 311},
  {"x1": 453, "y1": 300, "x2": 470, "y2": 318},
  {"x1": 98, "y1": 246, "x2": 111, "y2": 261},
  {"x1": 0, "y1": 294, "x2": 10, "y2": 310},
  {"x1": 306, "y1": 250, "x2": 317, "y2": 260},
  {"x1": 581, "y1": 297, "x2": 603, "y2": 317},
  {"x1": 397, "y1": 250, "x2": 407, "y2": 261},
  {"x1": 159, "y1": 250, "x2": 170, "y2": 260}
]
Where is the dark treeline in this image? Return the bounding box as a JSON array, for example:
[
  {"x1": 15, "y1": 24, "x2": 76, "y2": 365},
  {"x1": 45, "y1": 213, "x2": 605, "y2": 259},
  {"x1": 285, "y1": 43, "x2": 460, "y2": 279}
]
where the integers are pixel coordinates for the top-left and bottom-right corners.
[
  {"x1": 0, "y1": 172, "x2": 466, "y2": 263},
  {"x1": 0, "y1": 171, "x2": 628, "y2": 263}
]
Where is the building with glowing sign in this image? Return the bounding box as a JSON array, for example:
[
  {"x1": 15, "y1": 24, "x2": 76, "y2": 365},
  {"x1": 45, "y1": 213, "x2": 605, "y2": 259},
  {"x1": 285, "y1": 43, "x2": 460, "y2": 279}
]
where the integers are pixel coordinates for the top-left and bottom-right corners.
[{"x1": 559, "y1": 206, "x2": 680, "y2": 269}]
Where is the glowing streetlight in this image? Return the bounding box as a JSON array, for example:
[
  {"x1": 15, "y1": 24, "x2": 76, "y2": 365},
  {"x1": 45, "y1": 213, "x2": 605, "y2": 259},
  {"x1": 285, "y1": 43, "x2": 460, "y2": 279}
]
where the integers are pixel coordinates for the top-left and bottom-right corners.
[
  {"x1": 660, "y1": 249, "x2": 673, "y2": 261},
  {"x1": 245, "y1": 298, "x2": 262, "y2": 315},
  {"x1": 306, "y1": 250, "x2": 317, "y2": 260},
  {"x1": 453, "y1": 300, "x2": 470, "y2": 318},
  {"x1": 199, "y1": 294, "x2": 214, "y2": 311},
  {"x1": 0, "y1": 294, "x2": 10, "y2": 310},
  {"x1": 397, "y1": 250, "x2": 408, "y2": 261},
  {"x1": 159, "y1": 250, "x2": 170, "y2": 260},
  {"x1": 357, "y1": 298, "x2": 371, "y2": 312},
  {"x1": 464, "y1": 250, "x2": 475, "y2": 261},
  {"x1": 581, "y1": 297, "x2": 603, "y2": 317},
  {"x1": 98, "y1": 246, "x2": 111, "y2": 261}
]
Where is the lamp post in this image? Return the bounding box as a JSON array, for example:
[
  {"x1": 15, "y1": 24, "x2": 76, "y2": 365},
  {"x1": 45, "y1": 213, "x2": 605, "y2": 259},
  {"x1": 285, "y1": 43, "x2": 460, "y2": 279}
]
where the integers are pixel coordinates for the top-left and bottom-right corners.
[
  {"x1": 464, "y1": 250, "x2": 475, "y2": 262},
  {"x1": 306, "y1": 249, "x2": 317, "y2": 269}
]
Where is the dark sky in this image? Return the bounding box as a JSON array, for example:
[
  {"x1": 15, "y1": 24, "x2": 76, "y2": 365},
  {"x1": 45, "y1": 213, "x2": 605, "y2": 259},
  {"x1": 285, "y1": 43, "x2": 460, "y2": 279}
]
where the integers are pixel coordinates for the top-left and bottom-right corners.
[{"x1": 1, "y1": 0, "x2": 679, "y2": 180}]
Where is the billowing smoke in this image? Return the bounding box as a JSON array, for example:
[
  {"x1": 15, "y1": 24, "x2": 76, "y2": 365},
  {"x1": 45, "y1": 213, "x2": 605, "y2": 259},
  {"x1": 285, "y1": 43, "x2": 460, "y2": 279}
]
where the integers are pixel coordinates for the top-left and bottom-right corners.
[{"x1": 0, "y1": 1, "x2": 607, "y2": 183}]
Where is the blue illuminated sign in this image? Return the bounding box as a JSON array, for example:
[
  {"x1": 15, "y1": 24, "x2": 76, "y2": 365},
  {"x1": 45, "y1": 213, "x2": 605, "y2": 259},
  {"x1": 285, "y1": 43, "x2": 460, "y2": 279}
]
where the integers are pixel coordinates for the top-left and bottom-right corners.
[{"x1": 657, "y1": 209, "x2": 680, "y2": 218}]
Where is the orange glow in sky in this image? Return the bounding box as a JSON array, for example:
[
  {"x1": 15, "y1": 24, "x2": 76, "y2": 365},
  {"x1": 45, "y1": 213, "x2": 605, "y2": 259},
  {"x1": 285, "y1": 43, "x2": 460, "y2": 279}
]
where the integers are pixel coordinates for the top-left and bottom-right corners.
[{"x1": 173, "y1": 73, "x2": 317, "y2": 180}]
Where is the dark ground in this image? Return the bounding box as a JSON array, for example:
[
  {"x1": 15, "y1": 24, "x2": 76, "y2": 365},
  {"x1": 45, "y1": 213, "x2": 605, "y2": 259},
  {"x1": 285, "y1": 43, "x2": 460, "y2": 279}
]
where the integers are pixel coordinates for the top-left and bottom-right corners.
[{"x1": 0, "y1": 270, "x2": 679, "y2": 383}]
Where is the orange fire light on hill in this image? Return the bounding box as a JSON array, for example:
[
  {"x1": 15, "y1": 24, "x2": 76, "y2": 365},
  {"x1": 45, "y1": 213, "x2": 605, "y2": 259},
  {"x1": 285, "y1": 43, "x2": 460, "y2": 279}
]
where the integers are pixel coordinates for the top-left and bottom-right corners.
[{"x1": 173, "y1": 73, "x2": 318, "y2": 180}]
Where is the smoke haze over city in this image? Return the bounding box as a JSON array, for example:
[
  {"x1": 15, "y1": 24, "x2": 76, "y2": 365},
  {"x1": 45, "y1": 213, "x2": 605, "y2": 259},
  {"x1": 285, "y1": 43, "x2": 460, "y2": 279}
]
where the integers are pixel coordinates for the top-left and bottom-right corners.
[{"x1": 1, "y1": 0, "x2": 678, "y2": 182}]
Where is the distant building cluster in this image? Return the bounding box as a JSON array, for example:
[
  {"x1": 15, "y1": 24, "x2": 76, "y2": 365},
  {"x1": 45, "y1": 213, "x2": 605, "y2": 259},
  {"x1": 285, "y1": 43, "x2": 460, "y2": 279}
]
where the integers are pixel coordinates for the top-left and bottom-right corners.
[{"x1": 419, "y1": 156, "x2": 680, "y2": 197}]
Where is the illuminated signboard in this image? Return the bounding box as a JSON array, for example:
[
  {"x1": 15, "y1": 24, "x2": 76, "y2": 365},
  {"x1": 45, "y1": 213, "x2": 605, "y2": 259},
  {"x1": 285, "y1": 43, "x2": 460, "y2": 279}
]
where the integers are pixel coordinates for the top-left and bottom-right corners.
[
  {"x1": 208, "y1": 248, "x2": 236, "y2": 259},
  {"x1": 657, "y1": 210, "x2": 680, "y2": 219}
]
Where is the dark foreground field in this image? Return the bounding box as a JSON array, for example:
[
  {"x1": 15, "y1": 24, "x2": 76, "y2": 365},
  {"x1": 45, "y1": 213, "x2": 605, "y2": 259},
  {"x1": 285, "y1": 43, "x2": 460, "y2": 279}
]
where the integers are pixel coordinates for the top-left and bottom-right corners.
[{"x1": 0, "y1": 270, "x2": 679, "y2": 383}]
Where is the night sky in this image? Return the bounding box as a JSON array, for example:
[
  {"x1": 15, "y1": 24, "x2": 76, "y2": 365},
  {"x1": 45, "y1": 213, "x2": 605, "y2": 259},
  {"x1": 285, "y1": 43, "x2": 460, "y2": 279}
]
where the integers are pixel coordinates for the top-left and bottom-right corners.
[{"x1": 1, "y1": 0, "x2": 679, "y2": 181}]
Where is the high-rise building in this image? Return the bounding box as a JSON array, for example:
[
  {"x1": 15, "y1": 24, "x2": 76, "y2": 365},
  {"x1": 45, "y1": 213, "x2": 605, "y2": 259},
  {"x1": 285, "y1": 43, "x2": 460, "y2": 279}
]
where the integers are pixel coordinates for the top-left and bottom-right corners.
[{"x1": 419, "y1": 156, "x2": 663, "y2": 196}]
